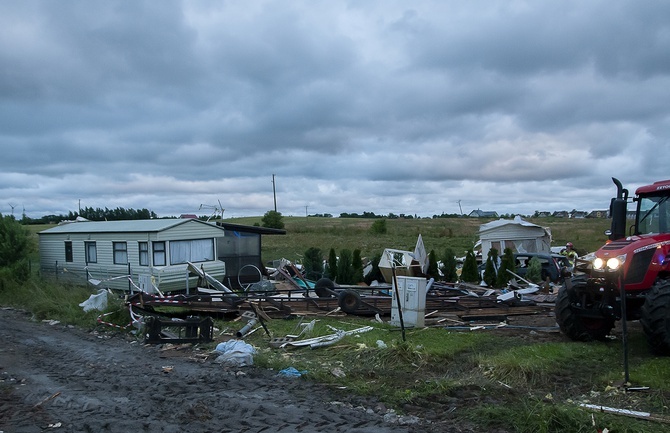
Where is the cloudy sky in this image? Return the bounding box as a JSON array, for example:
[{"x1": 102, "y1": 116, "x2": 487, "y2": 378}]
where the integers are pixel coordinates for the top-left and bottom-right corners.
[{"x1": 2, "y1": 1, "x2": 669, "y2": 220}]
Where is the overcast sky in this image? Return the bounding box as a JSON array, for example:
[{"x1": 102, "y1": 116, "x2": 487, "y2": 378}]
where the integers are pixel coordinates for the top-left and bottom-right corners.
[{"x1": 2, "y1": 1, "x2": 669, "y2": 220}]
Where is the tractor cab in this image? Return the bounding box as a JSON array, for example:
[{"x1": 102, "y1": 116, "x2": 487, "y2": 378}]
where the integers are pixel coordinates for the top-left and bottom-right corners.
[{"x1": 634, "y1": 180, "x2": 670, "y2": 236}]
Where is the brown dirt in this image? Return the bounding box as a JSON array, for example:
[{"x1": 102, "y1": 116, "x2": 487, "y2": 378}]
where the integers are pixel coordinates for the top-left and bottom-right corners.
[
  {"x1": 0, "y1": 308, "x2": 423, "y2": 433},
  {"x1": 0, "y1": 305, "x2": 643, "y2": 433}
]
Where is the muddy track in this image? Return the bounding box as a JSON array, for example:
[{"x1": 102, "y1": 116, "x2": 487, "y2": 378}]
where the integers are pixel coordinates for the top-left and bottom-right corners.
[{"x1": 0, "y1": 308, "x2": 423, "y2": 433}]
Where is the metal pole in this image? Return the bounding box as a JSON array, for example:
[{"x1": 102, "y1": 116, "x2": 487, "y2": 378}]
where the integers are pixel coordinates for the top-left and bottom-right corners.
[
  {"x1": 619, "y1": 268, "x2": 630, "y2": 385},
  {"x1": 272, "y1": 174, "x2": 277, "y2": 212},
  {"x1": 391, "y1": 264, "x2": 406, "y2": 342}
]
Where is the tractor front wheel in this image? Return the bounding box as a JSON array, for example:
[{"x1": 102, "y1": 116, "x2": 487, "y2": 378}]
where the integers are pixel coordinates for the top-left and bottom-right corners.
[
  {"x1": 640, "y1": 281, "x2": 670, "y2": 356},
  {"x1": 555, "y1": 280, "x2": 614, "y2": 342}
]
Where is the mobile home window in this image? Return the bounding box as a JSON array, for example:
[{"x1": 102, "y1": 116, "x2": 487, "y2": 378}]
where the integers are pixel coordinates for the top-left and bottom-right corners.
[
  {"x1": 138, "y1": 242, "x2": 149, "y2": 266},
  {"x1": 85, "y1": 241, "x2": 97, "y2": 264},
  {"x1": 169, "y1": 239, "x2": 214, "y2": 265},
  {"x1": 64, "y1": 241, "x2": 73, "y2": 262},
  {"x1": 113, "y1": 242, "x2": 128, "y2": 265},
  {"x1": 153, "y1": 242, "x2": 166, "y2": 266}
]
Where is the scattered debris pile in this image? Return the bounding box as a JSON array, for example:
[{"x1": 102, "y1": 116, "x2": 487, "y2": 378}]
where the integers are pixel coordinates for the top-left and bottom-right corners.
[{"x1": 81, "y1": 254, "x2": 561, "y2": 346}]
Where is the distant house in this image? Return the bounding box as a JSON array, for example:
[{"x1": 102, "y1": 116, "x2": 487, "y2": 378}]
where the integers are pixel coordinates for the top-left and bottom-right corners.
[
  {"x1": 586, "y1": 210, "x2": 608, "y2": 219},
  {"x1": 552, "y1": 211, "x2": 569, "y2": 218},
  {"x1": 535, "y1": 211, "x2": 552, "y2": 218},
  {"x1": 570, "y1": 211, "x2": 588, "y2": 219},
  {"x1": 468, "y1": 209, "x2": 499, "y2": 218},
  {"x1": 39, "y1": 219, "x2": 285, "y2": 292}
]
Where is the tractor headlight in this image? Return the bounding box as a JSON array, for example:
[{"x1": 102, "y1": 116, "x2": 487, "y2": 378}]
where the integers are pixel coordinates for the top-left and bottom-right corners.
[
  {"x1": 607, "y1": 257, "x2": 622, "y2": 270},
  {"x1": 593, "y1": 254, "x2": 626, "y2": 271}
]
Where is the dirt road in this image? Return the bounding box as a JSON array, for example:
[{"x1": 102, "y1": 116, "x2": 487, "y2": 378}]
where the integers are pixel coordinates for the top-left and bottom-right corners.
[{"x1": 0, "y1": 308, "x2": 422, "y2": 433}]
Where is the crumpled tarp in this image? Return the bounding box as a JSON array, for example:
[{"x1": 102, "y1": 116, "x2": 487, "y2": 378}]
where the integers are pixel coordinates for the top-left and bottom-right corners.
[{"x1": 214, "y1": 340, "x2": 256, "y2": 367}]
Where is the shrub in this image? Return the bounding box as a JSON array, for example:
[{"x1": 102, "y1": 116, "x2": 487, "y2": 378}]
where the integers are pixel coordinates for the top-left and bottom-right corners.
[
  {"x1": 326, "y1": 248, "x2": 338, "y2": 280},
  {"x1": 461, "y1": 250, "x2": 479, "y2": 283},
  {"x1": 303, "y1": 247, "x2": 323, "y2": 280},
  {"x1": 370, "y1": 219, "x2": 387, "y2": 234},
  {"x1": 496, "y1": 248, "x2": 515, "y2": 287},
  {"x1": 261, "y1": 210, "x2": 284, "y2": 229},
  {"x1": 352, "y1": 249, "x2": 364, "y2": 283},
  {"x1": 441, "y1": 248, "x2": 458, "y2": 282},
  {"x1": 525, "y1": 256, "x2": 542, "y2": 283},
  {"x1": 483, "y1": 248, "x2": 499, "y2": 287},
  {"x1": 0, "y1": 214, "x2": 33, "y2": 283},
  {"x1": 427, "y1": 250, "x2": 439, "y2": 279},
  {"x1": 337, "y1": 249, "x2": 355, "y2": 284}
]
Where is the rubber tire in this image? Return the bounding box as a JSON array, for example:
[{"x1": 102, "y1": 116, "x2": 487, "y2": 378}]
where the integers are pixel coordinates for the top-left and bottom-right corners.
[
  {"x1": 338, "y1": 290, "x2": 362, "y2": 314},
  {"x1": 555, "y1": 279, "x2": 614, "y2": 342},
  {"x1": 640, "y1": 281, "x2": 670, "y2": 356},
  {"x1": 314, "y1": 278, "x2": 336, "y2": 298}
]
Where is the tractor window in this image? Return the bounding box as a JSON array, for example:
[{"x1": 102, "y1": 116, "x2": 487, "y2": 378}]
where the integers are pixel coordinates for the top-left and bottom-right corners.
[{"x1": 638, "y1": 196, "x2": 670, "y2": 234}]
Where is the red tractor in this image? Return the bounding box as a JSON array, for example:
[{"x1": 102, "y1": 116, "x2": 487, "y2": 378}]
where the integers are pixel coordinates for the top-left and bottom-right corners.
[{"x1": 556, "y1": 178, "x2": 670, "y2": 354}]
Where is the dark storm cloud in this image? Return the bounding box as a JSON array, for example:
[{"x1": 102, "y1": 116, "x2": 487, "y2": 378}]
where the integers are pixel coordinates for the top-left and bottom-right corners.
[{"x1": 0, "y1": 1, "x2": 668, "y2": 219}]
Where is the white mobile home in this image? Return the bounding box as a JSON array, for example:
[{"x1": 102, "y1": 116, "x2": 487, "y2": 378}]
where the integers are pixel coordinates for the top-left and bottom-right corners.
[
  {"x1": 478, "y1": 215, "x2": 552, "y2": 258},
  {"x1": 39, "y1": 219, "x2": 228, "y2": 292}
]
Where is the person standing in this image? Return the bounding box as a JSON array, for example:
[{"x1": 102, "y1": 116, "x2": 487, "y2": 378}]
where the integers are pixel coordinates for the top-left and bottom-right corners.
[{"x1": 561, "y1": 242, "x2": 578, "y2": 267}]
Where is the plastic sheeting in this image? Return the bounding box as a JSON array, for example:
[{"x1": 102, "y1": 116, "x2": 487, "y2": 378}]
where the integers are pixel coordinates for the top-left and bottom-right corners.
[{"x1": 79, "y1": 289, "x2": 109, "y2": 312}]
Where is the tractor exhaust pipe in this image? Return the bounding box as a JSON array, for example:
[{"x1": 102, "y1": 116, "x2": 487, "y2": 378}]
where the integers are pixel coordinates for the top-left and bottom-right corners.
[{"x1": 609, "y1": 177, "x2": 628, "y2": 241}]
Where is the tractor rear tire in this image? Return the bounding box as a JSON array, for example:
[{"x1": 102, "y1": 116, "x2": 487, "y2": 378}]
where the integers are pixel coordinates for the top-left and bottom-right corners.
[
  {"x1": 640, "y1": 281, "x2": 670, "y2": 356},
  {"x1": 555, "y1": 279, "x2": 614, "y2": 342}
]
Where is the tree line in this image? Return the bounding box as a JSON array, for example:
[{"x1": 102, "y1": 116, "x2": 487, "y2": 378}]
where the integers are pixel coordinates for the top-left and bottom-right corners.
[{"x1": 18, "y1": 207, "x2": 159, "y2": 225}]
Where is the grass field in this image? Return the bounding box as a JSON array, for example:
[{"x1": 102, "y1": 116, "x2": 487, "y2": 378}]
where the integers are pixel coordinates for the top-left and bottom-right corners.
[{"x1": 224, "y1": 215, "x2": 613, "y2": 264}]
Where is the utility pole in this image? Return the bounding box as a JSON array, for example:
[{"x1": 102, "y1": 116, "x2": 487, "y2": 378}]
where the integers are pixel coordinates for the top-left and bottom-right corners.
[{"x1": 272, "y1": 174, "x2": 277, "y2": 212}]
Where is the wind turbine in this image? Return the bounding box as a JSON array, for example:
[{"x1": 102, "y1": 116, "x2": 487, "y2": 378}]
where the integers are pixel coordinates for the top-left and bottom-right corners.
[{"x1": 8, "y1": 203, "x2": 16, "y2": 216}]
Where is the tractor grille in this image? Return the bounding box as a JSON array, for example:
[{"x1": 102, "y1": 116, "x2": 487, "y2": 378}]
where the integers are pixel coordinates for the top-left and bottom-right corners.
[
  {"x1": 625, "y1": 248, "x2": 655, "y2": 285},
  {"x1": 602, "y1": 239, "x2": 633, "y2": 250}
]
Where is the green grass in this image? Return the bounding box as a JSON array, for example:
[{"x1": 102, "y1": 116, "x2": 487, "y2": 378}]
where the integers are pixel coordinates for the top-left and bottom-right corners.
[
  {"x1": 235, "y1": 314, "x2": 670, "y2": 432},
  {"x1": 0, "y1": 277, "x2": 124, "y2": 328}
]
